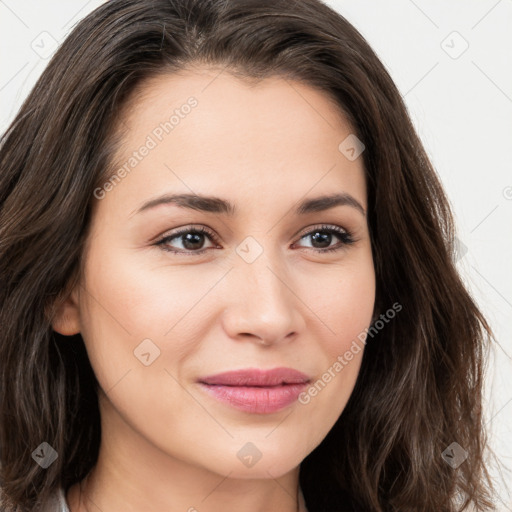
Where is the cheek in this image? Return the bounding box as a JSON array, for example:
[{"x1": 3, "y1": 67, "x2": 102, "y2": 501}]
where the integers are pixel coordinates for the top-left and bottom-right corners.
[
  {"x1": 80, "y1": 235, "x2": 375, "y2": 384},
  {"x1": 307, "y1": 252, "x2": 376, "y2": 357},
  {"x1": 295, "y1": 253, "x2": 375, "y2": 420},
  {"x1": 77, "y1": 244, "x2": 248, "y2": 418},
  {"x1": 79, "y1": 243, "x2": 218, "y2": 356}
]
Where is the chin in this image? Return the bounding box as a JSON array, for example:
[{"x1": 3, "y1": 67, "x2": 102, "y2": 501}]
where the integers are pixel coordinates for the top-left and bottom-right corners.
[{"x1": 220, "y1": 442, "x2": 305, "y2": 479}]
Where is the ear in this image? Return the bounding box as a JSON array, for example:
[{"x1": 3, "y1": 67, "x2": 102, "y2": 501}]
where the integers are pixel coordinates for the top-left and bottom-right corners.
[{"x1": 51, "y1": 284, "x2": 81, "y2": 336}]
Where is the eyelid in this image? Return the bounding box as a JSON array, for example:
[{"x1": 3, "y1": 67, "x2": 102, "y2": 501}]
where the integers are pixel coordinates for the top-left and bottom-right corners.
[
  {"x1": 295, "y1": 223, "x2": 347, "y2": 239},
  {"x1": 293, "y1": 224, "x2": 357, "y2": 252},
  {"x1": 156, "y1": 224, "x2": 219, "y2": 248},
  {"x1": 155, "y1": 223, "x2": 357, "y2": 255}
]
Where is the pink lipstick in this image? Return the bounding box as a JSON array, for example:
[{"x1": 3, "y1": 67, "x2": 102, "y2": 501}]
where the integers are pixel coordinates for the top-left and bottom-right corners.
[{"x1": 198, "y1": 367, "x2": 310, "y2": 414}]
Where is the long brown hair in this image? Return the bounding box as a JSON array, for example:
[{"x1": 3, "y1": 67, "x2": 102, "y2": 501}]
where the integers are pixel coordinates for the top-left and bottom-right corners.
[{"x1": 0, "y1": 0, "x2": 497, "y2": 510}]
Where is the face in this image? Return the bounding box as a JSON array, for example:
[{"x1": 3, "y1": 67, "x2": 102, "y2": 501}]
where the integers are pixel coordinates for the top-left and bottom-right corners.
[{"x1": 55, "y1": 67, "x2": 375, "y2": 480}]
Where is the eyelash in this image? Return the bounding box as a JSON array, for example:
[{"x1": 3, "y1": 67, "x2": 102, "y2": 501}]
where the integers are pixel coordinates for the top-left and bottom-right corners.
[{"x1": 155, "y1": 224, "x2": 356, "y2": 256}]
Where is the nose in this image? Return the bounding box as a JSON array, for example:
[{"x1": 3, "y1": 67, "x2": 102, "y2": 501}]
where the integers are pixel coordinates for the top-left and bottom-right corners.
[{"x1": 221, "y1": 249, "x2": 305, "y2": 347}]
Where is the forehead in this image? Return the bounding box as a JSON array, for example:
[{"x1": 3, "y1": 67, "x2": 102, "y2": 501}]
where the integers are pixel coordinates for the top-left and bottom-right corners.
[
  {"x1": 97, "y1": 67, "x2": 367, "y2": 220},
  {"x1": 114, "y1": 66, "x2": 356, "y2": 156},
  {"x1": 119, "y1": 66, "x2": 349, "y2": 128}
]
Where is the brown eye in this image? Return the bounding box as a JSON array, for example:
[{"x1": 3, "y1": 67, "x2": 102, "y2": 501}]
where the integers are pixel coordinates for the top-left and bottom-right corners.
[
  {"x1": 295, "y1": 225, "x2": 355, "y2": 253},
  {"x1": 156, "y1": 226, "x2": 218, "y2": 255}
]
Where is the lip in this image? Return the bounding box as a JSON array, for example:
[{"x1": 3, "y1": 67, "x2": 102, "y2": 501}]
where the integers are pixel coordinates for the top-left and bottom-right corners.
[{"x1": 198, "y1": 367, "x2": 310, "y2": 414}]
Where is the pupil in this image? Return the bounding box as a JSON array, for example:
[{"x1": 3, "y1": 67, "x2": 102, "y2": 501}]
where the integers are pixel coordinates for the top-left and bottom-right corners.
[
  {"x1": 183, "y1": 232, "x2": 204, "y2": 250},
  {"x1": 311, "y1": 231, "x2": 331, "y2": 248},
  {"x1": 179, "y1": 231, "x2": 334, "y2": 251}
]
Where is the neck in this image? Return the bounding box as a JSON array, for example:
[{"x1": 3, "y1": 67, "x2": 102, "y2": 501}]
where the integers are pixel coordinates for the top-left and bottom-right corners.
[
  {"x1": 70, "y1": 467, "x2": 302, "y2": 512},
  {"x1": 67, "y1": 395, "x2": 303, "y2": 512}
]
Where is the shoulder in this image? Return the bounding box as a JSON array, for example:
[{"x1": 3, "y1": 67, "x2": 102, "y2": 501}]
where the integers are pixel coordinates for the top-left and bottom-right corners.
[
  {"x1": 56, "y1": 487, "x2": 71, "y2": 512},
  {"x1": 44, "y1": 487, "x2": 71, "y2": 512},
  {"x1": 0, "y1": 486, "x2": 70, "y2": 512}
]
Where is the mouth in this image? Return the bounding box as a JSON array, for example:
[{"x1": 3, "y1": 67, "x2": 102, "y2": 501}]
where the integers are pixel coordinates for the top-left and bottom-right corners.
[{"x1": 197, "y1": 367, "x2": 311, "y2": 414}]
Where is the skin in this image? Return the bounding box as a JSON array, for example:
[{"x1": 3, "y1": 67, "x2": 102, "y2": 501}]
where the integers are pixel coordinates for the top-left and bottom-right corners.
[{"x1": 52, "y1": 66, "x2": 376, "y2": 512}]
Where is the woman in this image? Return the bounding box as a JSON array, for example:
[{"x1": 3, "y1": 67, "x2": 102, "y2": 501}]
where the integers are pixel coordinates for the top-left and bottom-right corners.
[{"x1": 0, "y1": 0, "x2": 497, "y2": 510}]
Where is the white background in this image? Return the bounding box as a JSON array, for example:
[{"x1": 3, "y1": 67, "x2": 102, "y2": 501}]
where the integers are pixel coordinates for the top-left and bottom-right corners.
[{"x1": 1, "y1": 0, "x2": 511, "y2": 508}]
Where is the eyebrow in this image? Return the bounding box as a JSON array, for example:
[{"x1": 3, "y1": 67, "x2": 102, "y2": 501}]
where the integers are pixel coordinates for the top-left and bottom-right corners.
[{"x1": 130, "y1": 192, "x2": 366, "y2": 218}]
